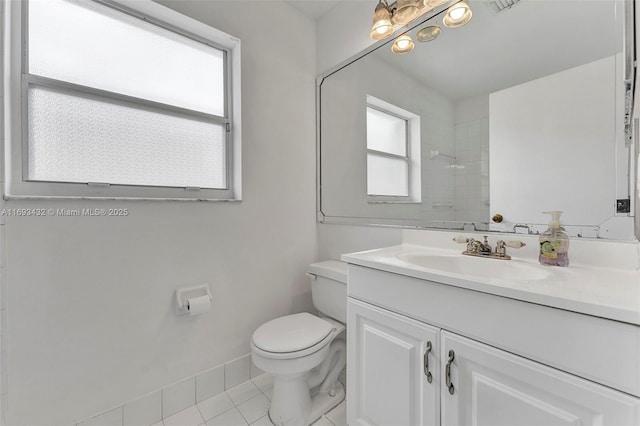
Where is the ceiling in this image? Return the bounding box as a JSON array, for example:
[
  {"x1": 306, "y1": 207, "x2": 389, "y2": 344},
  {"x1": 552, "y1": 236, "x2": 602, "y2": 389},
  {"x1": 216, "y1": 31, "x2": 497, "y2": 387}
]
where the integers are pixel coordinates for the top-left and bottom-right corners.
[
  {"x1": 374, "y1": 0, "x2": 621, "y2": 101},
  {"x1": 287, "y1": 0, "x2": 621, "y2": 101},
  {"x1": 286, "y1": 0, "x2": 344, "y2": 20}
]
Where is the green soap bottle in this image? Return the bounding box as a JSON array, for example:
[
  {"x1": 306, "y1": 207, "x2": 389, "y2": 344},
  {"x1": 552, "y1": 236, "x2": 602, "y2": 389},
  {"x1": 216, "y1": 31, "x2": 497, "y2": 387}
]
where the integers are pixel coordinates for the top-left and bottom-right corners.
[{"x1": 539, "y1": 211, "x2": 570, "y2": 267}]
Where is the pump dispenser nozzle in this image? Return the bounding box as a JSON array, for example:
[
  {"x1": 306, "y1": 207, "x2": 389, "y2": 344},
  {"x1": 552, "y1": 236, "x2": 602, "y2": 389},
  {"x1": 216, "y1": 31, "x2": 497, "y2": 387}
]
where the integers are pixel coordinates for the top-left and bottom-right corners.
[{"x1": 542, "y1": 211, "x2": 563, "y2": 229}]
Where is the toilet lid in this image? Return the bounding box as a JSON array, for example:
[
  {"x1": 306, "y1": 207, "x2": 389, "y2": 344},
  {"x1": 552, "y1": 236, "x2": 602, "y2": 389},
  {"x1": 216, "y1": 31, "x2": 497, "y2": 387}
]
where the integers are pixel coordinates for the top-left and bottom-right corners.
[{"x1": 252, "y1": 312, "x2": 333, "y2": 353}]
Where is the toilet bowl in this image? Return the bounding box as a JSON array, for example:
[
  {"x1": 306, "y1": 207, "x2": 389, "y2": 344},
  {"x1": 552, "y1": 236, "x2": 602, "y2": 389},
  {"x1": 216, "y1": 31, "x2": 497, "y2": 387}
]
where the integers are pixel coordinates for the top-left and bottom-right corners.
[{"x1": 250, "y1": 260, "x2": 347, "y2": 426}]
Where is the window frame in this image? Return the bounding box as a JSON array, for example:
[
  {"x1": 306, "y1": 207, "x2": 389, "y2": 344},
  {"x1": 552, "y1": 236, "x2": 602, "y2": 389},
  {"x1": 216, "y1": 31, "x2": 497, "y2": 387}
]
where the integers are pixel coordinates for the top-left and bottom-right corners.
[
  {"x1": 365, "y1": 96, "x2": 421, "y2": 203},
  {"x1": 366, "y1": 104, "x2": 410, "y2": 198},
  {"x1": 4, "y1": 0, "x2": 242, "y2": 201}
]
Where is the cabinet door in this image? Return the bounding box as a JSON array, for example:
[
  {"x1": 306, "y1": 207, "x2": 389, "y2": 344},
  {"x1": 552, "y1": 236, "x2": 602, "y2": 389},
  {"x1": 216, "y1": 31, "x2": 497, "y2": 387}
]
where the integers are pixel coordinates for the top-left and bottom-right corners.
[
  {"x1": 347, "y1": 298, "x2": 440, "y2": 426},
  {"x1": 441, "y1": 331, "x2": 640, "y2": 426}
]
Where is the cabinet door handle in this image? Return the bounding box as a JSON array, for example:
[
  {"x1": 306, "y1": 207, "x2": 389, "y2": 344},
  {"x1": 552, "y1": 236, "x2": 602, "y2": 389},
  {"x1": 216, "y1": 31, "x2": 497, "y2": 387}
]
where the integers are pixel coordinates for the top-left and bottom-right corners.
[
  {"x1": 445, "y1": 349, "x2": 455, "y2": 395},
  {"x1": 423, "y1": 341, "x2": 433, "y2": 383}
]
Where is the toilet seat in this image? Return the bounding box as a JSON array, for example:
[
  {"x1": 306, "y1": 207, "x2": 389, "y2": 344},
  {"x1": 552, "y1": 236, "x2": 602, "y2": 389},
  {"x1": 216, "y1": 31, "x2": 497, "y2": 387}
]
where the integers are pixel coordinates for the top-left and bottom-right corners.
[{"x1": 251, "y1": 313, "x2": 336, "y2": 360}]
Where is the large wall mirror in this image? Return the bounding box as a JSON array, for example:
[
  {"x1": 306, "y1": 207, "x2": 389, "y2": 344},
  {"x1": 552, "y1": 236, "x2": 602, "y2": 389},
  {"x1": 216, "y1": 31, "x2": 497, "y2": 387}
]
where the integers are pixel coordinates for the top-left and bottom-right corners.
[{"x1": 318, "y1": 0, "x2": 637, "y2": 240}]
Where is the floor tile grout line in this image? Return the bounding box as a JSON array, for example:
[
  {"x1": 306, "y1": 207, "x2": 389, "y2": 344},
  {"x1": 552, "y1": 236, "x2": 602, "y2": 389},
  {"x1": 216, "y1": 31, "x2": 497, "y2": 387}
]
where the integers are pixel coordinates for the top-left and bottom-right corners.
[
  {"x1": 236, "y1": 389, "x2": 271, "y2": 426},
  {"x1": 324, "y1": 414, "x2": 337, "y2": 426},
  {"x1": 236, "y1": 406, "x2": 251, "y2": 426},
  {"x1": 230, "y1": 387, "x2": 252, "y2": 426},
  {"x1": 154, "y1": 373, "x2": 312, "y2": 426},
  {"x1": 194, "y1": 401, "x2": 207, "y2": 425},
  {"x1": 200, "y1": 387, "x2": 259, "y2": 425},
  {"x1": 200, "y1": 397, "x2": 235, "y2": 424}
]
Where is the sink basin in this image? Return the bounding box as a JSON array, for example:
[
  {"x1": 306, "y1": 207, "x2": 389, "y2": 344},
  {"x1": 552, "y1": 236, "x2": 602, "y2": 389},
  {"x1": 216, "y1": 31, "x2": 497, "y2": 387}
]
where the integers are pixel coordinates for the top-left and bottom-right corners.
[{"x1": 397, "y1": 253, "x2": 550, "y2": 282}]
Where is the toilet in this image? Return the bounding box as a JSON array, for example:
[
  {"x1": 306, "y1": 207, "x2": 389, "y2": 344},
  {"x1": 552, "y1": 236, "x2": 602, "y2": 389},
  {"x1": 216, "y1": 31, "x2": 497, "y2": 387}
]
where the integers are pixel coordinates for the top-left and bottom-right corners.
[{"x1": 251, "y1": 260, "x2": 347, "y2": 426}]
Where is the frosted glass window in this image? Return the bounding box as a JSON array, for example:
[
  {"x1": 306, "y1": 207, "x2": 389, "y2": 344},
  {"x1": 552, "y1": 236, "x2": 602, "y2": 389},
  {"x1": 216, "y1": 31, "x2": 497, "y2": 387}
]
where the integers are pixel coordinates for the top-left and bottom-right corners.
[
  {"x1": 28, "y1": 0, "x2": 225, "y2": 116},
  {"x1": 27, "y1": 86, "x2": 226, "y2": 189},
  {"x1": 7, "y1": 0, "x2": 239, "y2": 199},
  {"x1": 367, "y1": 107, "x2": 407, "y2": 156},
  {"x1": 367, "y1": 155, "x2": 409, "y2": 196},
  {"x1": 366, "y1": 104, "x2": 411, "y2": 197}
]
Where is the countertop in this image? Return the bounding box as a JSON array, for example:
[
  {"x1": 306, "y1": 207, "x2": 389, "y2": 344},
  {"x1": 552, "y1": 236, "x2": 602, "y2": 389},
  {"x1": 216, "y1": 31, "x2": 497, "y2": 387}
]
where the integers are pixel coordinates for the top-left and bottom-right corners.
[{"x1": 342, "y1": 243, "x2": 640, "y2": 325}]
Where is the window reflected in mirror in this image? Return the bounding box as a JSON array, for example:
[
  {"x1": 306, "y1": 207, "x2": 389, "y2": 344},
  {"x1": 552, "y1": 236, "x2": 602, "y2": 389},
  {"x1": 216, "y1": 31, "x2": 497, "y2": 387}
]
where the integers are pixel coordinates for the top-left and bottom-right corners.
[{"x1": 366, "y1": 96, "x2": 421, "y2": 202}]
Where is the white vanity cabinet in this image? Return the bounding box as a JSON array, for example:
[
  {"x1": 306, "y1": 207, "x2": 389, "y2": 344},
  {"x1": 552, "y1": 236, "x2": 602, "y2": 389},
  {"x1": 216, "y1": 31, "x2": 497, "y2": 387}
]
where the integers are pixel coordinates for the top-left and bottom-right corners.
[
  {"x1": 348, "y1": 299, "x2": 440, "y2": 426},
  {"x1": 441, "y1": 331, "x2": 639, "y2": 426},
  {"x1": 346, "y1": 264, "x2": 640, "y2": 426}
]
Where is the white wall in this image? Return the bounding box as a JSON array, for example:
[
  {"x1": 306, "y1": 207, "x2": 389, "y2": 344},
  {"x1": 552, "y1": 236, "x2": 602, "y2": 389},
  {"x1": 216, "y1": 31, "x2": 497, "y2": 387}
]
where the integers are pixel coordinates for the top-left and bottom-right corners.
[
  {"x1": 454, "y1": 94, "x2": 489, "y2": 125},
  {"x1": 1, "y1": 1, "x2": 318, "y2": 424},
  {"x1": 490, "y1": 56, "x2": 616, "y2": 227},
  {"x1": 454, "y1": 122, "x2": 489, "y2": 222},
  {"x1": 317, "y1": 223, "x2": 402, "y2": 260},
  {"x1": 316, "y1": 0, "x2": 374, "y2": 75},
  {"x1": 453, "y1": 95, "x2": 490, "y2": 222}
]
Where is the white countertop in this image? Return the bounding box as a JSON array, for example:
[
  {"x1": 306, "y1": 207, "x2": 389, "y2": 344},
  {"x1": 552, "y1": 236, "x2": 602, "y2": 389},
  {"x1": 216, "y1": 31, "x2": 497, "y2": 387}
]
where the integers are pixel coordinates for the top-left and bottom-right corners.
[{"x1": 342, "y1": 243, "x2": 640, "y2": 326}]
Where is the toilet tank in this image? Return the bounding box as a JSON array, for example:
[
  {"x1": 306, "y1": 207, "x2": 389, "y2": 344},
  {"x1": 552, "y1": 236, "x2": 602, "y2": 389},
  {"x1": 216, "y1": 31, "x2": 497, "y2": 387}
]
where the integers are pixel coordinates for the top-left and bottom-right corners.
[{"x1": 307, "y1": 260, "x2": 347, "y2": 323}]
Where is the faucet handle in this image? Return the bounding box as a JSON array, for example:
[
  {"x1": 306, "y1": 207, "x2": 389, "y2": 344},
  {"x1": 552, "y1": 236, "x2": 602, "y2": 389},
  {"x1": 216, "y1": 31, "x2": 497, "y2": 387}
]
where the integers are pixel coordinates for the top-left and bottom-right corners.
[
  {"x1": 504, "y1": 240, "x2": 526, "y2": 249},
  {"x1": 453, "y1": 236, "x2": 470, "y2": 244}
]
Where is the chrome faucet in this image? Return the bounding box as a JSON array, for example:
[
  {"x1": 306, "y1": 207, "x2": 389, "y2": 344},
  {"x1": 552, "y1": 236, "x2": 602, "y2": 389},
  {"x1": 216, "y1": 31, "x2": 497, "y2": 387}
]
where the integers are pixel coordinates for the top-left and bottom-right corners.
[
  {"x1": 454, "y1": 235, "x2": 526, "y2": 260},
  {"x1": 470, "y1": 236, "x2": 492, "y2": 254}
]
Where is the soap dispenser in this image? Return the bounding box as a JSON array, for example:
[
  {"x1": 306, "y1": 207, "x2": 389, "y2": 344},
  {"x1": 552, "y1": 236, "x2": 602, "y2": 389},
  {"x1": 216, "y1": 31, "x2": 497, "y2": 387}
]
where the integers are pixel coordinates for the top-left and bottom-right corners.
[{"x1": 539, "y1": 211, "x2": 569, "y2": 267}]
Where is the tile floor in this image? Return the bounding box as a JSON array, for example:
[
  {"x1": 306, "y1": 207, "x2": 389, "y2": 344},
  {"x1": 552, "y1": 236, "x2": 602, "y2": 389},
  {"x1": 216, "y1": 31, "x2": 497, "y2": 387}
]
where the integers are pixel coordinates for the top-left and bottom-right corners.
[{"x1": 150, "y1": 372, "x2": 346, "y2": 426}]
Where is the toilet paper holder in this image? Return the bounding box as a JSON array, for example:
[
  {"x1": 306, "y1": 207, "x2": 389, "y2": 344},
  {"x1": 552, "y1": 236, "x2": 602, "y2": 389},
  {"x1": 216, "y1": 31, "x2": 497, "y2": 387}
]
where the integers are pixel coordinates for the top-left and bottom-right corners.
[{"x1": 176, "y1": 284, "x2": 212, "y2": 315}]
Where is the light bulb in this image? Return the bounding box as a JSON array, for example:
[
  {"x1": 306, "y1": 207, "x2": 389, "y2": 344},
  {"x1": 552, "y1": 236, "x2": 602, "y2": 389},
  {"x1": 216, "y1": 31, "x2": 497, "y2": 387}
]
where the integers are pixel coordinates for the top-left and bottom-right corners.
[
  {"x1": 376, "y1": 24, "x2": 392, "y2": 35},
  {"x1": 443, "y1": 0, "x2": 472, "y2": 28},
  {"x1": 370, "y1": 0, "x2": 394, "y2": 40},
  {"x1": 391, "y1": 35, "x2": 415, "y2": 54},
  {"x1": 397, "y1": 39, "x2": 410, "y2": 49},
  {"x1": 449, "y1": 5, "x2": 466, "y2": 20}
]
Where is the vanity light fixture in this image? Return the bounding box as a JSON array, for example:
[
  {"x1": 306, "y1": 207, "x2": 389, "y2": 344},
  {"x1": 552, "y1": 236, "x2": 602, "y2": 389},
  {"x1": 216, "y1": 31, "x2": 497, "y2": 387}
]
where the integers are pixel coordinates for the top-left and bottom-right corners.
[
  {"x1": 391, "y1": 34, "x2": 415, "y2": 54},
  {"x1": 416, "y1": 24, "x2": 442, "y2": 42},
  {"x1": 370, "y1": 0, "x2": 395, "y2": 40},
  {"x1": 443, "y1": 0, "x2": 473, "y2": 28},
  {"x1": 424, "y1": 0, "x2": 449, "y2": 7},
  {"x1": 369, "y1": 0, "x2": 473, "y2": 44},
  {"x1": 392, "y1": 0, "x2": 421, "y2": 25}
]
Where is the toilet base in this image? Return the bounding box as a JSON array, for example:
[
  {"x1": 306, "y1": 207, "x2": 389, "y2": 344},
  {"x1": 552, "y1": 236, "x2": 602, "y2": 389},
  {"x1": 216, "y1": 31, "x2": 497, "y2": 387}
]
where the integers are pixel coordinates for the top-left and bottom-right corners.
[
  {"x1": 268, "y1": 381, "x2": 345, "y2": 426},
  {"x1": 306, "y1": 381, "x2": 345, "y2": 425}
]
